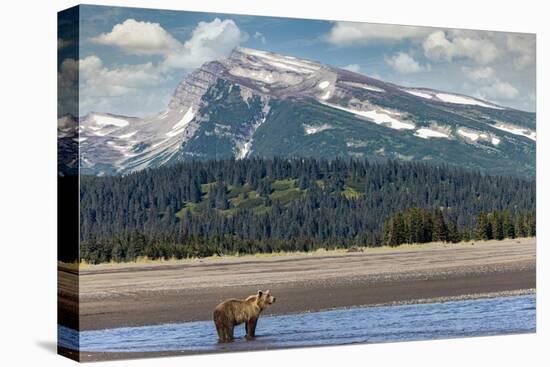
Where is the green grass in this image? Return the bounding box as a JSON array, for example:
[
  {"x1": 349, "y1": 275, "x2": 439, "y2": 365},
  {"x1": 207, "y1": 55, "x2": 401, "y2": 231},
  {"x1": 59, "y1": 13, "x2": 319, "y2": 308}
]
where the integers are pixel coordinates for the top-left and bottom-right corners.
[
  {"x1": 269, "y1": 186, "x2": 302, "y2": 205},
  {"x1": 230, "y1": 190, "x2": 264, "y2": 210},
  {"x1": 201, "y1": 182, "x2": 216, "y2": 195},
  {"x1": 343, "y1": 185, "x2": 363, "y2": 200},
  {"x1": 272, "y1": 178, "x2": 296, "y2": 191},
  {"x1": 176, "y1": 201, "x2": 202, "y2": 218},
  {"x1": 227, "y1": 184, "x2": 253, "y2": 199},
  {"x1": 177, "y1": 176, "x2": 368, "y2": 219}
]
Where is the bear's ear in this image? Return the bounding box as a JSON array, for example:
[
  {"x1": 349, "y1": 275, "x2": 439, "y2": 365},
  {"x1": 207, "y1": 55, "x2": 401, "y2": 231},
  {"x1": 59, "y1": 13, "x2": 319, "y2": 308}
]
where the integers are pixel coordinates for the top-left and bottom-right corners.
[
  {"x1": 265, "y1": 289, "x2": 271, "y2": 295},
  {"x1": 257, "y1": 290, "x2": 263, "y2": 297}
]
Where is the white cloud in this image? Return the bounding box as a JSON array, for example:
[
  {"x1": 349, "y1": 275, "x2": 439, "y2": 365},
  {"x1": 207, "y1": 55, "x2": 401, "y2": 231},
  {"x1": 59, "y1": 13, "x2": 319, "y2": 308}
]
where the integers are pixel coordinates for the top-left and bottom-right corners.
[
  {"x1": 91, "y1": 19, "x2": 182, "y2": 55},
  {"x1": 92, "y1": 17, "x2": 244, "y2": 71},
  {"x1": 58, "y1": 55, "x2": 169, "y2": 115},
  {"x1": 506, "y1": 34, "x2": 535, "y2": 70},
  {"x1": 253, "y1": 31, "x2": 267, "y2": 44},
  {"x1": 385, "y1": 52, "x2": 430, "y2": 74},
  {"x1": 162, "y1": 18, "x2": 245, "y2": 70},
  {"x1": 326, "y1": 22, "x2": 430, "y2": 46},
  {"x1": 79, "y1": 55, "x2": 164, "y2": 94},
  {"x1": 343, "y1": 64, "x2": 361, "y2": 73},
  {"x1": 461, "y1": 66, "x2": 495, "y2": 82},
  {"x1": 423, "y1": 30, "x2": 499, "y2": 65},
  {"x1": 75, "y1": 17, "x2": 247, "y2": 115},
  {"x1": 477, "y1": 81, "x2": 519, "y2": 100}
]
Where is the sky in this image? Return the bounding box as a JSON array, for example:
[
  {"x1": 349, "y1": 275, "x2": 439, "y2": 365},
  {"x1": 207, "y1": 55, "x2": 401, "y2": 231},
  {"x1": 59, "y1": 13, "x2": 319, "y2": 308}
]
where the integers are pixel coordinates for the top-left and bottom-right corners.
[{"x1": 58, "y1": 5, "x2": 536, "y2": 117}]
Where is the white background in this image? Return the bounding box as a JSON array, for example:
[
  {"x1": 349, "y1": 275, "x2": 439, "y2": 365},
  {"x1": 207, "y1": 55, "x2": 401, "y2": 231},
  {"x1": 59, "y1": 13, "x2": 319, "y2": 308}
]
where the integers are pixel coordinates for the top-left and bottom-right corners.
[{"x1": 0, "y1": 0, "x2": 547, "y2": 366}]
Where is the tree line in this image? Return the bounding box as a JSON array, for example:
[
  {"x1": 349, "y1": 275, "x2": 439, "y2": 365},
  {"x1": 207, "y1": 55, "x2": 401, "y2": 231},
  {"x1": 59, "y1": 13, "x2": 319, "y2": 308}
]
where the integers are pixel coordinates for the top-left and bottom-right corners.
[
  {"x1": 78, "y1": 157, "x2": 535, "y2": 264},
  {"x1": 382, "y1": 207, "x2": 535, "y2": 246}
]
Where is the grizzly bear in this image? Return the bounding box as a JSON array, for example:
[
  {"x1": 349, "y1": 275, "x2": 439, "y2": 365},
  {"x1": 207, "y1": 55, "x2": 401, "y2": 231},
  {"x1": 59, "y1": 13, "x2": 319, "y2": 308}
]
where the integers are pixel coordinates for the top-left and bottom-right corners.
[{"x1": 213, "y1": 290, "x2": 276, "y2": 342}]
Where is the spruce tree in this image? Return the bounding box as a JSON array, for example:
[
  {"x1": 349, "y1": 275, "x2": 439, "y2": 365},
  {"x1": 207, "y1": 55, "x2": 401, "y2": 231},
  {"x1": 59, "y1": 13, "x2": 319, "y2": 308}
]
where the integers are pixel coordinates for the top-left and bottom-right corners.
[
  {"x1": 493, "y1": 211, "x2": 505, "y2": 240},
  {"x1": 447, "y1": 221, "x2": 461, "y2": 243},
  {"x1": 502, "y1": 211, "x2": 515, "y2": 239},
  {"x1": 475, "y1": 212, "x2": 489, "y2": 240},
  {"x1": 432, "y1": 208, "x2": 448, "y2": 242}
]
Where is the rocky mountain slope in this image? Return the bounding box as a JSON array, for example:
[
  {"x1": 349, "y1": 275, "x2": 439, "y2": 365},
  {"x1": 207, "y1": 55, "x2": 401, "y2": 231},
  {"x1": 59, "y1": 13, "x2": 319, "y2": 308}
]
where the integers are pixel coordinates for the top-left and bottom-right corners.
[{"x1": 58, "y1": 47, "x2": 536, "y2": 177}]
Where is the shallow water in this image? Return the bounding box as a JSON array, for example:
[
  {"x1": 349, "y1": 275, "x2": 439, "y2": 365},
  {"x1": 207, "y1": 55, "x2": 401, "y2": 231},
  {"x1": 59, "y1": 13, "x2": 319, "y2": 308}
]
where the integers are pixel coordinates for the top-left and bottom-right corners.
[{"x1": 59, "y1": 295, "x2": 535, "y2": 353}]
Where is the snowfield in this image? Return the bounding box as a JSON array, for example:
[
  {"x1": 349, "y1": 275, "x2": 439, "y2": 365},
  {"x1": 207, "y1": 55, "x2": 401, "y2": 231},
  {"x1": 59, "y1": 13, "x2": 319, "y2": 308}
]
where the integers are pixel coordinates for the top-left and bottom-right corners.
[
  {"x1": 323, "y1": 102, "x2": 415, "y2": 130},
  {"x1": 173, "y1": 107, "x2": 195, "y2": 130},
  {"x1": 402, "y1": 89, "x2": 434, "y2": 99},
  {"x1": 457, "y1": 128, "x2": 481, "y2": 142},
  {"x1": 229, "y1": 66, "x2": 305, "y2": 86},
  {"x1": 236, "y1": 140, "x2": 253, "y2": 160},
  {"x1": 492, "y1": 123, "x2": 536, "y2": 141},
  {"x1": 229, "y1": 66, "x2": 276, "y2": 84},
  {"x1": 318, "y1": 81, "x2": 330, "y2": 89},
  {"x1": 435, "y1": 93, "x2": 504, "y2": 110},
  {"x1": 165, "y1": 127, "x2": 186, "y2": 138},
  {"x1": 343, "y1": 81, "x2": 385, "y2": 93},
  {"x1": 117, "y1": 131, "x2": 138, "y2": 139},
  {"x1": 303, "y1": 123, "x2": 332, "y2": 135},
  {"x1": 237, "y1": 47, "x2": 320, "y2": 75},
  {"x1": 457, "y1": 128, "x2": 502, "y2": 146},
  {"x1": 402, "y1": 89, "x2": 504, "y2": 110},
  {"x1": 234, "y1": 99, "x2": 271, "y2": 160},
  {"x1": 91, "y1": 114, "x2": 129, "y2": 127},
  {"x1": 320, "y1": 90, "x2": 332, "y2": 100},
  {"x1": 414, "y1": 128, "x2": 450, "y2": 139}
]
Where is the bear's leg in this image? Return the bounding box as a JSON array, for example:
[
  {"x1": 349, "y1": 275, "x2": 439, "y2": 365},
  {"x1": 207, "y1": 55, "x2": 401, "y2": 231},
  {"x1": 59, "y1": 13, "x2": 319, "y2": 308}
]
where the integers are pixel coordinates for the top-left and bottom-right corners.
[
  {"x1": 227, "y1": 324, "x2": 235, "y2": 342},
  {"x1": 215, "y1": 322, "x2": 224, "y2": 342},
  {"x1": 246, "y1": 318, "x2": 258, "y2": 339},
  {"x1": 220, "y1": 322, "x2": 232, "y2": 342}
]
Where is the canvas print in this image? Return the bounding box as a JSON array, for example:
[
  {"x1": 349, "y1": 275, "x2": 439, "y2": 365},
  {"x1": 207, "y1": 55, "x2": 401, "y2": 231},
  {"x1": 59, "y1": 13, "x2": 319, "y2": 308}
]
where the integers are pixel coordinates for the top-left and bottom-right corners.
[{"x1": 57, "y1": 5, "x2": 536, "y2": 362}]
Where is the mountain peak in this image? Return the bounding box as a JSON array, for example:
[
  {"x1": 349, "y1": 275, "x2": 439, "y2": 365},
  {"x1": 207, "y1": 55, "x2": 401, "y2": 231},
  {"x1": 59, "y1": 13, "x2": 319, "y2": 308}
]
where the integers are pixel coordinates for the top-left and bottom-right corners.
[{"x1": 60, "y1": 47, "x2": 535, "y2": 178}]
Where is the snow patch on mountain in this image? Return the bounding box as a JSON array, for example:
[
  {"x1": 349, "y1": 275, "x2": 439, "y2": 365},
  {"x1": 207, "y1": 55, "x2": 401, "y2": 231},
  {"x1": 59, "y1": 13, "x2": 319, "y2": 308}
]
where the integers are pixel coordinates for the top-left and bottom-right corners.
[
  {"x1": 456, "y1": 128, "x2": 500, "y2": 146},
  {"x1": 322, "y1": 102, "x2": 415, "y2": 130},
  {"x1": 229, "y1": 66, "x2": 306, "y2": 86},
  {"x1": 403, "y1": 89, "x2": 504, "y2": 110},
  {"x1": 237, "y1": 47, "x2": 320, "y2": 75},
  {"x1": 234, "y1": 97, "x2": 271, "y2": 159},
  {"x1": 320, "y1": 90, "x2": 332, "y2": 100},
  {"x1": 457, "y1": 128, "x2": 482, "y2": 142},
  {"x1": 435, "y1": 93, "x2": 504, "y2": 110},
  {"x1": 402, "y1": 89, "x2": 434, "y2": 99},
  {"x1": 90, "y1": 114, "x2": 129, "y2": 127},
  {"x1": 343, "y1": 81, "x2": 385, "y2": 93},
  {"x1": 173, "y1": 107, "x2": 195, "y2": 130},
  {"x1": 304, "y1": 123, "x2": 332, "y2": 135},
  {"x1": 318, "y1": 81, "x2": 330, "y2": 89},
  {"x1": 492, "y1": 122, "x2": 536, "y2": 141},
  {"x1": 118, "y1": 131, "x2": 138, "y2": 139},
  {"x1": 414, "y1": 128, "x2": 450, "y2": 139}
]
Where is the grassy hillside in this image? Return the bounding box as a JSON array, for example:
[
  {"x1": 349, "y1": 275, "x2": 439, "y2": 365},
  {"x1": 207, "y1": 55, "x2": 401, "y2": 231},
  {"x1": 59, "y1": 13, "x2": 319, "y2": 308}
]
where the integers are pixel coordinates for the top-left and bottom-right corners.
[{"x1": 176, "y1": 178, "x2": 304, "y2": 217}]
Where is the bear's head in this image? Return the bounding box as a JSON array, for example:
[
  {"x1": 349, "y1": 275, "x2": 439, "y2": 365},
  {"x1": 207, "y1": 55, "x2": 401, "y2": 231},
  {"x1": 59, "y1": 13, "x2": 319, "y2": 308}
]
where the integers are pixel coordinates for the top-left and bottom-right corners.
[{"x1": 256, "y1": 290, "x2": 276, "y2": 309}]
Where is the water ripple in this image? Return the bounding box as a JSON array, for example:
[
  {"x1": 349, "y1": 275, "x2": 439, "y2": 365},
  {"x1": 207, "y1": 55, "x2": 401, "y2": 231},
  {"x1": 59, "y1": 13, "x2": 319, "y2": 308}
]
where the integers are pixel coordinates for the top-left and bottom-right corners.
[{"x1": 59, "y1": 294, "x2": 535, "y2": 353}]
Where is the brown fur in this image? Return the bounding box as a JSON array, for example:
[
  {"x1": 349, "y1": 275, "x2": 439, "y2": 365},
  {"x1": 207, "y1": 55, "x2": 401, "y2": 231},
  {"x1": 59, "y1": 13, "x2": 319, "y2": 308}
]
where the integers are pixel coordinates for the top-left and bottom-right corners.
[{"x1": 213, "y1": 290, "x2": 276, "y2": 342}]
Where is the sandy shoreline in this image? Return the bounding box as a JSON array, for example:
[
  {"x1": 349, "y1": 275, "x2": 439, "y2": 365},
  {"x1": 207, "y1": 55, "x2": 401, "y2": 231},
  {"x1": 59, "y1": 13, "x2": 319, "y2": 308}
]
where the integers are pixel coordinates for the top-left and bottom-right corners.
[{"x1": 58, "y1": 238, "x2": 536, "y2": 336}]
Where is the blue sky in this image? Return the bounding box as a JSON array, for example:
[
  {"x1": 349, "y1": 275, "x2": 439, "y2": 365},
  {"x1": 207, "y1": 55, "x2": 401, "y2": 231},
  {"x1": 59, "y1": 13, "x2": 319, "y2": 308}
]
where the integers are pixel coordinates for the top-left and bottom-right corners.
[{"x1": 58, "y1": 5, "x2": 536, "y2": 116}]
